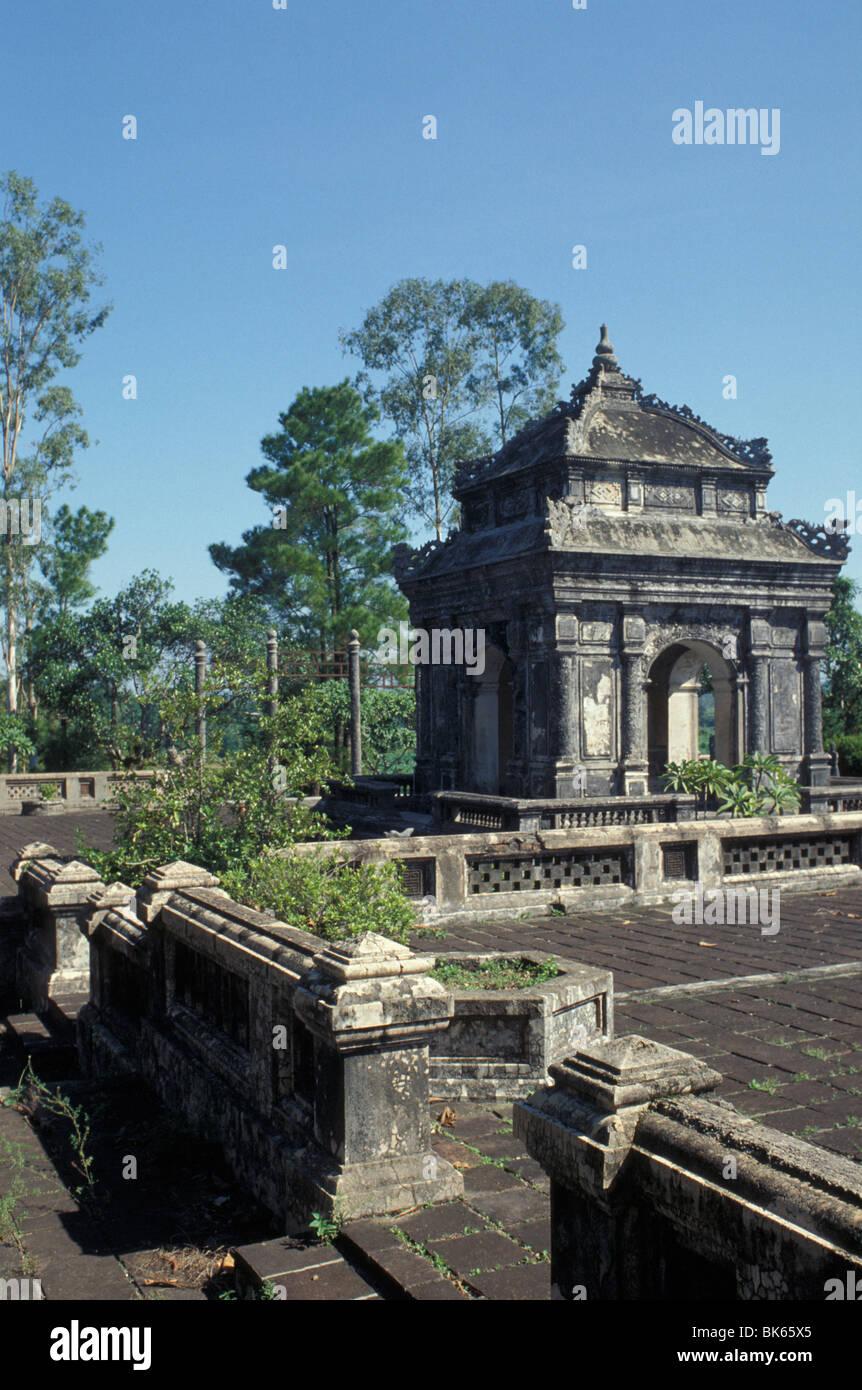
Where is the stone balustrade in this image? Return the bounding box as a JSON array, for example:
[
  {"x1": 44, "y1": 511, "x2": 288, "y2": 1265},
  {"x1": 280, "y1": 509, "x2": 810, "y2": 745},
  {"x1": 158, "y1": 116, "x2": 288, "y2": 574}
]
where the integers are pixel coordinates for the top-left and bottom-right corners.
[
  {"x1": 0, "y1": 770, "x2": 155, "y2": 815},
  {"x1": 74, "y1": 858, "x2": 463, "y2": 1228},
  {"x1": 287, "y1": 809, "x2": 862, "y2": 922},
  {"x1": 514, "y1": 1035, "x2": 862, "y2": 1300}
]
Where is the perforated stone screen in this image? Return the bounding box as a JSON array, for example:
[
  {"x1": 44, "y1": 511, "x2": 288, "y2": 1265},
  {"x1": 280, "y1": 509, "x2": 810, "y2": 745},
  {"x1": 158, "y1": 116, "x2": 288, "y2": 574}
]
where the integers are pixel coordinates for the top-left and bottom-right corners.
[
  {"x1": 723, "y1": 834, "x2": 855, "y2": 877},
  {"x1": 466, "y1": 848, "x2": 631, "y2": 895},
  {"x1": 662, "y1": 842, "x2": 695, "y2": 880},
  {"x1": 395, "y1": 858, "x2": 435, "y2": 899}
]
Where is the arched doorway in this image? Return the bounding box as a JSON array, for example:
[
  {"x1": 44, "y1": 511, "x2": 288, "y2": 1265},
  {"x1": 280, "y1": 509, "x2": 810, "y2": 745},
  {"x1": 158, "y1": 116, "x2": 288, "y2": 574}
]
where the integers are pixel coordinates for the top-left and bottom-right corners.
[
  {"x1": 471, "y1": 644, "x2": 513, "y2": 794},
  {"x1": 647, "y1": 641, "x2": 737, "y2": 776}
]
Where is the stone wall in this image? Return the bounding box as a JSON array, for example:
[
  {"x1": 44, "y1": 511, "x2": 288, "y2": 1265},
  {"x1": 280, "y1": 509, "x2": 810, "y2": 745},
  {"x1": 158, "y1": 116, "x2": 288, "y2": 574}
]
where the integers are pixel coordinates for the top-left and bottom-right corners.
[
  {"x1": 288, "y1": 809, "x2": 862, "y2": 922},
  {"x1": 514, "y1": 1035, "x2": 862, "y2": 1300},
  {"x1": 74, "y1": 859, "x2": 463, "y2": 1229},
  {"x1": 0, "y1": 770, "x2": 154, "y2": 815}
]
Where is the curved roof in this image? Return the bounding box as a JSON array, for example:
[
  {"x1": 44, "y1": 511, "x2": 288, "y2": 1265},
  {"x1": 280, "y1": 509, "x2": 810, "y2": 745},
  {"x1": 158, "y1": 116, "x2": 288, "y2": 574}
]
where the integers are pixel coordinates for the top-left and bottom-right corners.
[{"x1": 455, "y1": 325, "x2": 772, "y2": 494}]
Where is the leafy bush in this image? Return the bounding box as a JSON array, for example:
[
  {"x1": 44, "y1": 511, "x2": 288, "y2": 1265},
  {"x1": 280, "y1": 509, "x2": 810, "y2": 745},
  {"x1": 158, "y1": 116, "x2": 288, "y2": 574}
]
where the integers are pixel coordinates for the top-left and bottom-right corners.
[
  {"x1": 661, "y1": 753, "x2": 801, "y2": 817},
  {"x1": 833, "y1": 734, "x2": 862, "y2": 778},
  {"x1": 80, "y1": 659, "x2": 344, "y2": 884},
  {"x1": 222, "y1": 849, "x2": 415, "y2": 945}
]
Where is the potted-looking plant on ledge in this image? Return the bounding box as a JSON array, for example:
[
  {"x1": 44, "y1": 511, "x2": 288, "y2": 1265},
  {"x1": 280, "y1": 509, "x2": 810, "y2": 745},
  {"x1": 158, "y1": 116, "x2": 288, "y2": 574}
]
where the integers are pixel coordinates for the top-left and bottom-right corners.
[{"x1": 22, "y1": 781, "x2": 65, "y2": 816}]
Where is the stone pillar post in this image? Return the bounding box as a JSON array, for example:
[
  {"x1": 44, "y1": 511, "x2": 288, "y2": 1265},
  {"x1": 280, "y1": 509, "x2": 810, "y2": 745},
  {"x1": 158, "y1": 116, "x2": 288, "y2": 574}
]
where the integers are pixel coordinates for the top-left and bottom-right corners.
[
  {"x1": 194, "y1": 640, "x2": 207, "y2": 762},
  {"x1": 348, "y1": 628, "x2": 362, "y2": 777},
  {"x1": 620, "y1": 613, "x2": 648, "y2": 795},
  {"x1": 803, "y1": 615, "x2": 830, "y2": 786},
  {"x1": 15, "y1": 850, "x2": 106, "y2": 1010},
  {"x1": 265, "y1": 628, "x2": 279, "y2": 718},
  {"x1": 504, "y1": 618, "x2": 529, "y2": 794},
  {"x1": 514, "y1": 1035, "x2": 720, "y2": 1300},
  {"x1": 747, "y1": 613, "x2": 771, "y2": 754},
  {"x1": 548, "y1": 647, "x2": 580, "y2": 796},
  {"x1": 293, "y1": 933, "x2": 464, "y2": 1217}
]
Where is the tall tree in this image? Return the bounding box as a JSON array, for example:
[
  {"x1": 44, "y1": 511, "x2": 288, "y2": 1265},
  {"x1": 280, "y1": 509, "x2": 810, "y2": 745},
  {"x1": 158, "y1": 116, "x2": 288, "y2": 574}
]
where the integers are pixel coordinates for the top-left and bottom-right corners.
[
  {"x1": 823, "y1": 576, "x2": 862, "y2": 742},
  {"x1": 464, "y1": 280, "x2": 564, "y2": 445},
  {"x1": 39, "y1": 504, "x2": 114, "y2": 616},
  {"x1": 0, "y1": 171, "x2": 110, "y2": 765},
  {"x1": 210, "y1": 381, "x2": 409, "y2": 650},
  {"x1": 341, "y1": 277, "x2": 564, "y2": 538}
]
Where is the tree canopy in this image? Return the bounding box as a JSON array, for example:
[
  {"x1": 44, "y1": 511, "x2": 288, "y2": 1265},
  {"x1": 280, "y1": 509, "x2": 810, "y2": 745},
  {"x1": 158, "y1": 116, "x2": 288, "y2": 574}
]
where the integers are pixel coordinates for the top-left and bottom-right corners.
[{"x1": 209, "y1": 380, "x2": 409, "y2": 650}]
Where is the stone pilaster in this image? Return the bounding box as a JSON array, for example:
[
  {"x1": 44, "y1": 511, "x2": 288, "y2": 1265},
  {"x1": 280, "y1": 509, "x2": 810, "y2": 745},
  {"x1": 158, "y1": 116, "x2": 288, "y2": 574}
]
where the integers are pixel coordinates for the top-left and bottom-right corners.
[
  {"x1": 803, "y1": 614, "x2": 830, "y2": 786},
  {"x1": 747, "y1": 613, "x2": 771, "y2": 753},
  {"x1": 620, "y1": 612, "x2": 648, "y2": 794},
  {"x1": 16, "y1": 854, "x2": 107, "y2": 1009},
  {"x1": 293, "y1": 933, "x2": 464, "y2": 1217}
]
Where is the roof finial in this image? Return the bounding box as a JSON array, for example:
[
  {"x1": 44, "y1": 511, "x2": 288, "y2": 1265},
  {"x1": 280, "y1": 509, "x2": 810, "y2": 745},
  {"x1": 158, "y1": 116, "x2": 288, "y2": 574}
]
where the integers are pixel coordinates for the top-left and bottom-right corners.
[{"x1": 593, "y1": 323, "x2": 618, "y2": 371}]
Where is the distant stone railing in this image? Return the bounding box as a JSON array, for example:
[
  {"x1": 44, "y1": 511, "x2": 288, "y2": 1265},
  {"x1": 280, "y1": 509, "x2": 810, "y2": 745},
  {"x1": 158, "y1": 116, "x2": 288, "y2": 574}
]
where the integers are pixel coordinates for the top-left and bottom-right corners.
[
  {"x1": 0, "y1": 770, "x2": 155, "y2": 815},
  {"x1": 515, "y1": 1035, "x2": 862, "y2": 1300},
  {"x1": 430, "y1": 790, "x2": 696, "y2": 833},
  {"x1": 803, "y1": 782, "x2": 862, "y2": 815},
  {"x1": 325, "y1": 774, "x2": 416, "y2": 815},
  {"x1": 289, "y1": 809, "x2": 862, "y2": 922},
  {"x1": 54, "y1": 858, "x2": 462, "y2": 1228}
]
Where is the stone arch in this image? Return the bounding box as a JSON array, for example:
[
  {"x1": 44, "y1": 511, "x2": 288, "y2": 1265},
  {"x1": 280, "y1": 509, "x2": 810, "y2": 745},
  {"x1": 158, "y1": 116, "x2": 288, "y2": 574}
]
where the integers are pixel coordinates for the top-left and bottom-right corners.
[
  {"x1": 647, "y1": 640, "x2": 738, "y2": 773},
  {"x1": 471, "y1": 644, "x2": 513, "y2": 794}
]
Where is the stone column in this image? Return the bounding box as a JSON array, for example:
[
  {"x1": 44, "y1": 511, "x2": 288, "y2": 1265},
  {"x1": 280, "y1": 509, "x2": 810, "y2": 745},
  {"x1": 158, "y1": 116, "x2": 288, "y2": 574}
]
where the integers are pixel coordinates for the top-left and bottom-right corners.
[
  {"x1": 747, "y1": 614, "x2": 771, "y2": 754},
  {"x1": 504, "y1": 617, "x2": 529, "y2": 795},
  {"x1": 620, "y1": 613, "x2": 648, "y2": 795},
  {"x1": 293, "y1": 933, "x2": 464, "y2": 1218},
  {"x1": 265, "y1": 628, "x2": 279, "y2": 718},
  {"x1": 803, "y1": 615, "x2": 830, "y2": 786},
  {"x1": 348, "y1": 629, "x2": 362, "y2": 777},
  {"x1": 548, "y1": 648, "x2": 580, "y2": 796},
  {"x1": 514, "y1": 1036, "x2": 720, "y2": 1300}
]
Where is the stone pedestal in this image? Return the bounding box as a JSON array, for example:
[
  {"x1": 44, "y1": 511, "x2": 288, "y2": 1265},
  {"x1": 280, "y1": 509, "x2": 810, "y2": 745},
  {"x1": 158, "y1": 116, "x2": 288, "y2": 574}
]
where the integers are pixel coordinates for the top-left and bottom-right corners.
[
  {"x1": 15, "y1": 850, "x2": 106, "y2": 1010},
  {"x1": 293, "y1": 933, "x2": 464, "y2": 1217},
  {"x1": 514, "y1": 1035, "x2": 720, "y2": 1299}
]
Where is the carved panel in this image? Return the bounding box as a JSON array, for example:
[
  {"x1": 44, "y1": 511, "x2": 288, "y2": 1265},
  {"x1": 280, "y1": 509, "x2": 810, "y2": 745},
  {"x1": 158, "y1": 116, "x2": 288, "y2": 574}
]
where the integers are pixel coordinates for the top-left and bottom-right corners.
[
  {"x1": 498, "y1": 490, "x2": 528, "y2": 521},
  {"x1": 644, "y1": 483, "x2": 696, "y2": 511},
  {"x1": 769, "y1": 663, "x2": 801, "y2": 754},
  {"x1": 718, "y1": 489, "x2": 750, "y2": 514},
  {"x1": 579, "y1": 621, "x2": 614, "y2": 646},
  {"x1": 580, "y1": 658, "x2": 615, "y2": 759},
  {"x1": 589, "y1": 480, "x2": 622, "y2": 507}
]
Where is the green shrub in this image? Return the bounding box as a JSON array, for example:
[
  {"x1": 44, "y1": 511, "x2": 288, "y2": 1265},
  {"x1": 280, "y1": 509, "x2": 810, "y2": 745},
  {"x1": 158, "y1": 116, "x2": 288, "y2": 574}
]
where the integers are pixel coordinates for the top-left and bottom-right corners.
[
  {"x1": 834, "y1": 734, "x2": 862, "y2": 778},
  {"x1": 221, "y1": 849, "x2": 416, "y2": 945}
]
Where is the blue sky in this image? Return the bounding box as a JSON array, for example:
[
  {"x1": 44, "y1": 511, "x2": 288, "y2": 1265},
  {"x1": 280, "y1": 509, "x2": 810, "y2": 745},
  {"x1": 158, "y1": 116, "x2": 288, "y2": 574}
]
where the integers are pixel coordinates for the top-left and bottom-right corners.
[{"x1": 4, "y1": 0, "x2": 861, "y2": 600}]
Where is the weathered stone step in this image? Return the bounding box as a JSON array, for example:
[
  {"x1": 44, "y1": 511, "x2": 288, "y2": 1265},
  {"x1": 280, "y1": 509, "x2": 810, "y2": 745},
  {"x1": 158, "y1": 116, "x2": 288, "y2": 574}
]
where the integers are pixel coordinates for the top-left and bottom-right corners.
[
  {"x1": 338, "y1": 1221, "x2": 473, "y2": 1300},
  {"x1": 231, "y1": 1235, "x2": 386, "y2": 1301},
  {"x1": 5, "y1": 1011, "x2": 57, "y2": 1054}
]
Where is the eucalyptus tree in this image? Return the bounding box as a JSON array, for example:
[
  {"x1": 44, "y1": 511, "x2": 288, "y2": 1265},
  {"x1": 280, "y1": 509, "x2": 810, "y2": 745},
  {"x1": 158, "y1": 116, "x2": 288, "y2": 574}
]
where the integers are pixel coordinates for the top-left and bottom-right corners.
[
  {"x1": 341, "y1": 278, "x2": 564, "y2": 538},
  {"x1": 0, "y1": 171, "x2": 110, "y2": 765}
]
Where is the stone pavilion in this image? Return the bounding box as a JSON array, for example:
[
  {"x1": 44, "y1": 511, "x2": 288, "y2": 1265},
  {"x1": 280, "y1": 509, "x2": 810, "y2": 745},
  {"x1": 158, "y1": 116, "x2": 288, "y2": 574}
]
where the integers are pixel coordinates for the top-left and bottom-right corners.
[{"x1": 393, "y1": 326, "x2": 849, "y2": 799}]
